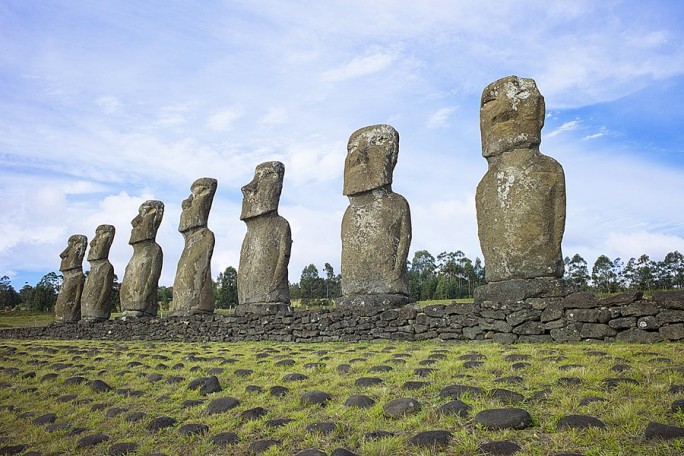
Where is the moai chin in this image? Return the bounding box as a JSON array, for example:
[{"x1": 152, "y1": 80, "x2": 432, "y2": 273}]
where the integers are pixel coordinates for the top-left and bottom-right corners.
[
  {"x1": 337, "y1": 124, "x2": 412, "y2": 313},
  {"x1": 236, "y1": 161, "x2": 292, "y2": 315},
  {"x1": 120, "y1": 200, "x2": 164, "y2": 317},
  {"x1": 81, "y1": 225, "x2": 116, "y2": 322},
  {"x1": 170, "y1": 178, "x2": 218, "y2": 316},
  {"x1": 54, "y1": 234, "x2": 88, "y2": 323},
  {"x1": 476, "y1": 75, "x2": 566, "y2": 283}
]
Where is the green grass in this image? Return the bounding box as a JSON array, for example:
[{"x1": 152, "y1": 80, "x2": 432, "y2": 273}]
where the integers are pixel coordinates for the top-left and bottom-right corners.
[
  {"x1": 0, "y1": 339, "x2": 683, "y2": 455},
  {"x1": 0, "y1": 311, "x2": 54, "y2": 328}
]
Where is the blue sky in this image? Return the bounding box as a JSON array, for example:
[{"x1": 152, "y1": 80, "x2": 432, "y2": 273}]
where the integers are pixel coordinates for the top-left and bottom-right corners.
[{"x1": 1, "y1": 1, "x2": 683, "y2": 289}]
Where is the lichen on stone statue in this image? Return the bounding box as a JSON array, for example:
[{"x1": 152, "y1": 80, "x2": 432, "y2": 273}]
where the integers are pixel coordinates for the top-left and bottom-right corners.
[
  {"x1": 81, "y1": 225, "x2": 116, "y2": 322},
  {"x1": 170, "y1": 178, "x2": 218, "y2": 317},
  {"x1": 54, "y1": 234, "x2": 88, "y2": 323},
  {"x1": 236, "y1": 161, "x2": 292, "y2": 315},
  {"x1": 476, "y1": 76, "x2": 566, "y2": 283},
  {"x1": 337, "y1": 124, "x2": 412, "y2": 313},
  {"x1": 120, "y1": 200, "x2": 164, "y2": 318}
]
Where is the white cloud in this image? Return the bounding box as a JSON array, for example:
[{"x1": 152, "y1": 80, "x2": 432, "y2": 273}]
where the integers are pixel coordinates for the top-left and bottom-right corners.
[
  {"x1": 547, "y1": 120, "x2": 580, "y2": 138},
  {"x1": 583, "y1": 132, "x2": 604, "y2": 140},
  {"x1": 96, "y1": 96, "x2": 121, "y2": 114},
  {"x1": 604, "y1": 232, "x2": 684, "y2": 262},
  {"x1": 207, "y1": 107, "x2": 243, "y2": 131},
  {"x1": 426, "y1": 107, "x2": 456, "y2": 129},
  {"x1": 322, "y1": 52, "x2": 396, "y2": 82},
  {"x1": 259, "y1": 107, "x2": 288, "y2": 125}
]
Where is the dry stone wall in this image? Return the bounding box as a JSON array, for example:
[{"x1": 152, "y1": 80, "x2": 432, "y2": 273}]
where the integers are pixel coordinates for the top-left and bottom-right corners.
[{"x1": 2, "y1": 290, "x2": 683, "y2": 344}]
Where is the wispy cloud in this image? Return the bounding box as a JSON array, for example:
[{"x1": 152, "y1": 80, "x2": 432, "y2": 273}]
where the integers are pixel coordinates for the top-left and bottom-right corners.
[
  {"x1": 426, "y1": 107, "x2": 456, "y2": 129},
  {"x1": 207, "y1": 107, "x2": 243, "y2": 131},
  {"x1": 322, "y1": 52, "x2": 396, "y2": 82},
  {"x1": 547, "y1": 120, "x2": 580, "y2": 138}
]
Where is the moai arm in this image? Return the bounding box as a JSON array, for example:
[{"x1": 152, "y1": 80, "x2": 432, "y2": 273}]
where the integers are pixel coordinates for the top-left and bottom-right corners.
[
  {"x1": 273, "y1": 221, "x2": 292, "y2": 287},
  {"x1": 553, "y1": 162, "x2": 567, "y2": 257},
  {"x1": 395, "y1": 198, "x2": 412, "y2": 275},
  {"x1": 146, "y1": 247, "x2": 163, "y2": 307}
]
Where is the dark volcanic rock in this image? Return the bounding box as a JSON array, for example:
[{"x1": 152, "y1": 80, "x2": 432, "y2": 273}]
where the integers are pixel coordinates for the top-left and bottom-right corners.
[
  {"x1": 146, "y1": 416, "x2": 176, "y2": 431},
  {"x1": 409, "y1": 430, "x2": 452, "y2": 447},
  {"x1": 439, "y1": 384, "x2": 482, "y2": 399},
  {"x1": 250, "y1": 439, "x2": 280, "y2": 454},
  {"x1": 77, "y1": 433, "x2": 110, "y2": 448},
  {"x1": 344, "y1": 394, "x2": 376, "y2": 408},
  {"x1": 478, "y1": 440, "x2": 522, "y2": 455},
  {"x1": 437, "y1": 400, "x2": 471, "y2": 417},
  {"x1": 355, "y1": 377, "x2": 383, "y2": 387},
  {"x1": 301, "y1": 390, "x2": 331, "y2": 406},
  {"x1": 206, "y1": 397, "x2": 240, "y2": 415},
  {"x1": 240, "y1": 407, "x2": 268, "y2": 421},
  {"x1": 32, "y1": 413, "x2": 57, "y2": 425},
  {"x1": 645, "y1": 422, "x2": 684, "y2": 440},
  {"x1": 306, "y1": 421, "x2": 341, "y2": 435},
  {"x1": 557, "y1": 415, "x2": 606, "y2": 430},
  {"x1": 89, "y1": 379, "x2": 113, "y2": 393},
  {"x1": 108, "y1": 442, "x2": 139, "y2": 455},
  {"x1": 178, "y1": 423, "x2": 209, "y2": 435},
  {"x1": 269, "y1": 385, "x2": 290, "y2": 397},
  {"x1": 209, "y1": 432, "x2": 238, "y2": 446},
  {"x1": 383, "y1": 398, "x2": 421, "y2": 418},
  {"x1": 474, "y1": 408, "x2": 533, "y2": 430}
]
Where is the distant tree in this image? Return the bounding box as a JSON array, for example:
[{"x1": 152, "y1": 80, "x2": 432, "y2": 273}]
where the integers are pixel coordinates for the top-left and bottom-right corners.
[
  {"x1": 19, "y1": 283, "x2": 33, "y2": 305},
  {"x1": 323, "y1": 263, "x2": 341, "y2": 300},
  {"x1": 299, "y1": 264, "x2": 327, "y2": 306},
  {"x1": 661, "y1": 251, "x2": 684, "y2": 289},
  {"x1": 624, "y1": 255, "x2": 656, "y2": 291},
  {"x1": 408, "y1": 250, "x2": 437, "y2": 300},
  {"x1": 110, "y1": 274, "x2": 121, "y2": 312},
  {"x1": 158, "y1": 286, "x2": 173, "y2": 311},
  {"x1": 564, "y1": 254, "x2": 590, "y2": 290},
  {"x1": 0, "y1": 276, "x2": 21, "y2": 309},
  {"x1": 592, "y1": 255, "x2": 617, "y2": 294},
  {"x1": 25, "y1": 272, "x2": 62, "y2": 312},
  {"x1": 215, "y1": 266, "x2": 238, "y2": 309}
]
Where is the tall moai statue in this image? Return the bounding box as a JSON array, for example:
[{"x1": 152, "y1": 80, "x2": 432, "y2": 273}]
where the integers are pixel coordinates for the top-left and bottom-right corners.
[
  {"x1": 236, "y1": 161, "x2": 292, "y2": 316},
  {"x1": 54, "y1": 234, "x2": 88, "y2": 323},
  {"x1": 81, "y1": 225, "x2": 116, "y2": 322},
  {"x1": 475, "y1": 76, "x2": 566, "y2": 283},
  {"x1": 337, "y1": 124, "x2": 412, "y2": 313},
  {"x1": 120, "y1": 200, "x2": 164, "y2": 318},
  {"x1": 170, "y1": 178, "x2": 218, "y2": 316}
]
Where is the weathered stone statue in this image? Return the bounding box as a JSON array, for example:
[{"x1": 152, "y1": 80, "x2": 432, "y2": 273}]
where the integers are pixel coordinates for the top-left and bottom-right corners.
[
  {"x1": 54, "y1": 234, "x2": 88, "y2": 323},
  {"x1": 476, "y1": 76, "x2": 566, "y2": 283},
  {"x1": 120, "y1": 200, "x2": 164, "y2": 317},
  {"x1": 236, "y1": 161, "x2": 292, "y2": 315},
  {"x1": 170, "y1": 178, "x2": 217, "y2": 316},
  {"x1": 81, "y1": 225, "x2": 116, "y2": 322},
  {"x1": 337, "y1": 124, "x2": 412, "y2": 312}
]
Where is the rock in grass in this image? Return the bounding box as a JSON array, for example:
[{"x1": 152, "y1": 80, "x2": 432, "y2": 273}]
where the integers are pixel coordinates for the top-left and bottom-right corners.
[
  {"x1": 0, "y1": 445, "x2": 27, "y2": 455},
  {"x1": 644, "y1": 422, "x2": 684, "y2": 440},
  {"x1": 474, "y1": 408, "x2": 533, "y2": 430},
  {"x1": 490, "y1": 389, "x2": 524, "y2": 404},
  {"x1": 478, "y1": 440, "x2": 522, "y2": 455},
  {"x1": 108, "y1": 442, "x2": 139, "y2": 455},
  {"x1": 269, "y1": 385, "x2": 290, "y2": 397},
  {"x1": 250, "y1": 439, "x2": 280, "y2": 454},
  {"x1": 306, "y1": 421, "x2": 340, "y2": 435},
  {"x1": 32, "y1": 413, "x2": 57, "y2": 425},
  {"x1": 557, "y1": 415, "x2": 606, "y2": 430},
  {"x1": 439, "y1": 384, "x2": 482, "y2": 400},
  {"x1": 283, "y1": 373, "x2": 308, "y2": 382},
  {"x1": 200, "y1": 376, "x2": 222, "y2": 395},
  {"x1": 295, "y1": 449, "x2": 327, "y2": 456},
  {"x1": 240, "y1": 407, "x2": 268, "y2": 420},
  {"x1": 208, "y1": 432, "x2": 238, "y2": 446},
  {"x1": 437, "y1": 400, "x2": 471, "y2": 417},
  {"x1": 330, "y1": 449, "x2": 358, "y2": 456},
  {"x1": 77, "y1": 434, "x2": 110, "y2": 448},
  {"x1": 89, "y1": 379, "x2": 113, "y2": 392},
  {"x1": 206, "y1": 397, "x2": 240, "y2": 415},
  {"x1": 363, "y1": 430, "x2": 394, "y2": 440},
  {"x1": 672, "y1": 400, "x2": 684, "y2": 413},
  {"x1": 300, "y1": 391, "x2": 331, "y2": 406},
  {"x1": 382, "y1": 398, "x2": 421, "y2": 418},
  {"x1": 266, "y1": 418, "x2": 293, "y2": 428},
  {"x1": 344, "y1": 395, "x2": 375, "y2": 408},
  {"x1": 178, "y1": 423, "x2": 209, "y2": 435},
  {"x1": 409, "y1": 430, "x2": 452, "y2": 447},
  {"x1": 146, "y1": 416, "x2": 176, "y2": 431},
  {"x1": 355, "y1": 377, "x2": 383, "y2": 387},
  {"x1": 64, "y1": 376, "x2": 87, "y2": 385}
]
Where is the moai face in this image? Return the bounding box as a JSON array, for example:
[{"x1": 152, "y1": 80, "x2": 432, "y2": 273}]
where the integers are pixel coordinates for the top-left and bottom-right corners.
[
  {"x1": 343, "y1": 124, "x2": 399, "y2": 196},
  {"x1": 129, "y1": 200, "x2": 164, "y2": 244},
  {"x1": 240, "y1": 162, "x2": 284, "y2": 220},
  {"x1": 87, "y1": 225, "x2": 115, "y2": 261},
  {"x1": 59, "y1": 234, "x2": 87, "y2": 272},
  {"x1": 480, "y1": 75, "x2": 545, "y2": 159},
  {"x1": 179, "y1": 178, "x2": 218, "y2": 232}
]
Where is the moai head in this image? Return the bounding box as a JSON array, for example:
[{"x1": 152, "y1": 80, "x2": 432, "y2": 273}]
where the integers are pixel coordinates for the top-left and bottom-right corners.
[
  {"x1": 87, "y1": 225, "x2": 116, "y2": 261},
  {"x1": 129, "y1": 200, "x2": 164, "y2": 244},
  {"x1": 343, "y1": 124, "x2": 399, "y2": 196},
  {"x1": 179, "y1": 178, "x2": 218, "y2": 232},
  {"x1": 59, "y1": 234, "x2": 88, "y2": 272},
  {"x1": 240, "y1": 161, "x2": 285, "y2": 220},
  {"x1": 480, "y1": 75, "x2": 545, "y2": 159}
]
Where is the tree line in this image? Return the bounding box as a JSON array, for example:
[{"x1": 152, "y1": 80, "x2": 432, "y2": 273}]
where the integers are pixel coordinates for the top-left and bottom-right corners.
[{"x1": 3, "y1": 250, "x2": 682, "y2": 311}]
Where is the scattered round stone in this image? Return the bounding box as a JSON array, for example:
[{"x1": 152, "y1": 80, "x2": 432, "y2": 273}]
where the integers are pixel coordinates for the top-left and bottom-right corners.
[
  {"x1": 383, "y1": 398, "x2": 421, "y2": 418},
  {"x1": 200, "y1": 376, "x2": 222, "y2": 395},
  {"x1": 125, "y1": 412, "x2": 146, "y2": 423},
  {"x1": 108, "y1": 442, "x2": 139, "y2": 455},
  {"x1": 179, "y1": 423, "x2": 209, "y2": 436},
  {"x1": 437, "y1": 400, "x2": 471, "y2": 417},
  {"x1": 344, "y1": 395, "x2": 375, "y2": 408},
  {"x1": 440, "y1": 384, "x2": 482, "y2": 400},
  {"x1": 146, "y1": 374, "x2": 163, "y2": 382},
  {"x1": 45, "y1": 422, "x2": 70, "y2": 432},
  {"x1": 234, "y1": 369, "x2": 253, "y2": 377},
  {"x1": 0, "y1": 445, "x2": 27, "y2": 455},
  {"x1": 295, "y1": 449, "x2": 326, "y2": 456},
  {"x1": 89, "y1": 380, "x2": 113, "y2": 392},
  {"x1": 337, "y1": 364, "x2": 351, "y2": 373},
  {"x1": 495, "y1": 376, "x2": 524, "y2": 384},
  {"x1": 105, "y1": 407, "x2": 128, "y2": 418},
  {"x1": 459, "y1": 353, "x2": 485, "y2": 361},
  {"x1": 304, "y1": 363, "x2": 324, "y2": 369},
  {"x1": 603, "y1": 377, "x2": 639, "y2": 389},
  {"x1": 207, "y1": 367, "x2": 224, "y2": 375},
  {"x1": 474, "y1": 408, "x2": 533, "y2": 430},
  {"x1": 645, "y1": 422, "x2": 684, "y2": 440},
  {"x1": 209, "y1": 432, "x2": 238, "y2": 446},
  {"x1": 146, "y1": 416, "x2": 176, "y2": 431},
  {"x1": 579, "y1": 396, "x2": 606, "y2": 407},
  {"x1": 672, "y1": 399, "x2": 684, "y2": 413},
  {"x1": 409, "y1": 430, "x2": 452, "y2": 447},
  {"x1": 559, "y1": 364, "x2": 583, "y2": 371},
  {"x1": 669, "y1": 384, "x2": 684, "y2": 393},
  {"x1": 269, "y1": 385, "x2": 290, "y2": 397},
  {"x1": 69, "y1": 427, "x2": 89, "y2": 436},
  {"x1": 330, "y1": 448, "x2": 358, "y2": 456},
  {"x1": 511, "y1": 362, "x2": 531, "y2": 370},
  {"x1": 355, "y1": 377, "x2": 383, "y2": 387},
  {"x1": 558, "y1": 377, "x2": 581, "y2": 386},
  {"x1": 402, "y1": 381, "x2": 429, "y2": 390},
  {"x1": 32, "y1": 413, "x2": 57, "y2": 425},
  {"x1": 478, "y1": 440, "x2": 522, "y2": 455},
  {"x1": 301, "y1": 391, "x2": 331, "y2": 406},
  {"x1": 56, "y1": 394, "x2": 78, "y2": 403},
  {"x1": 557, "y1": 415, "x2": 606, "y2": 430},
  {"x1": 283, "y1": 373, "x2": 308, "y2": 382},
  {"x1": 266, "y1": 418, "x2": 293, "y2": 428},
  {"x1": 181, "y1": 399, "x2": 203, "y2": 409},
  {"x1": 369, "y1": 365, "x2": 392, "y2": 373},
  {"x1": 165, "y1": 376, "x2": 184, "y2": 384},
  {"x1": 77, "y1": 433, "x2": 110, "y2": 448},
  {"x1": 240, "y1": 407, "x2": 268, "y2": 420},
  {"x1": 610, "y1": 364, "x2": 631, "y2": 373},
  {"x1": 306, "y1": 421, "x2": 339, "y2": 435},
  {"x1": 504, "y1": 354, "x2": 530, "y2": 362},
  {"x1": 206, "y1": 397, "x2": 240, "y2": 415},
  {"x1": 91, "y1": 403, "x2": 109, "y2": 412},
  {"x1": 414, "y1": 368, "x2": 435, "y2": 377},
  {"x1": 116, "y1": 389, "x2": 144, "y2": 397},
  {"x1": 491, "y1": 389, "x2": 524, "y2": 404},
  {"x1": 553, "y1": 453, "x2": 584, "y2": 456},
  {"x1": 64, "y1": 376, "x2": 87, "y2": 385},
  {"x1": 275, "y1": 359, "x2": 295, "y2": 367},
  {"x1": 363, "y1": 430, "x2": 394, "y2": 440},
  {"x1": 250, "y1": 439, "x2": 280, "y2": 454},
  {"x1": 463, "y1": 361, "x2": 484, "y2": 369}
]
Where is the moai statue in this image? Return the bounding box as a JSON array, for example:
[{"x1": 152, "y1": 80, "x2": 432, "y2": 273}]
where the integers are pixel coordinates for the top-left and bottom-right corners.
[
  {"x1": 120, "y1": 200, "x2": 164, "y2": 317},
  {"x1": 236, "y1": 161, "x2": 292, "y2": 315},
  {"x1": 476, "y1": 75, "x2": 566, "y2": 283},
  {"x1": 81, "y1": 225, "x2": 116, "y2": 321},
  {"x1": 170, "y1": 178, "x2": 218, "y2": 316},
  {"x1": 337, "y1": 124, "x2": 412, "y2": 313},
  {"x1": 54, "y1": 234, "x2": 88, "y2": 323}
]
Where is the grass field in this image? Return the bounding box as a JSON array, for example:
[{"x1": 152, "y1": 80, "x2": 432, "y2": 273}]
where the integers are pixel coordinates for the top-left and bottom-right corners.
[{"x1": 0, "y1": 339, "x2": 683, "y2": 455}]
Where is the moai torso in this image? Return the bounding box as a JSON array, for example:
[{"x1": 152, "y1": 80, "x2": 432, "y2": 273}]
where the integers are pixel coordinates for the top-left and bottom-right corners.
[
  {"x1": 54, "y1": 234, "x2": 87, "y2": 323},
  {"x1": 171, "y1": 178, "x2": 217, "y2": 316},
  {"x1": 81, "y1": 225, "x2": 116, "y2": 321},
  {"x1": 475, "y1": 76, "x2": 566, "y2": 283},
  {"x1": 120, "y1": 200, "x2": 164, "y2": 317}
]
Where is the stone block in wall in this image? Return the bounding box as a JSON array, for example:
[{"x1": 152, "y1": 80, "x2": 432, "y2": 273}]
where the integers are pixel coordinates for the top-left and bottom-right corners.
[
  {"x1": 478, "y1": 319, "x2": 513, "y2": 333},
  {"x1": 660, "y1": 324, "x2": 684, "y2": 340},
  {"x1": 579, "y1": 323, "x2": 617, "y2": 339},
  {"x1": 517, "y1": 334, "x2": 553, "y2": 343},
  {"x1": 424, "y1": 305, "x2": 446, "y2": 317},
  {"x1": 480, "y1": 309, "x2": 506, "y2": 320},
  {"x1": 462, "y1": 326, "x2": 483, "y2": 340},
  {"x1": 598, "y1": 291, "x2": 643, "y2": 306},
  {"x1": 597, "y1": 308, "x2": 612, "y2": 324},
  {"x1": 609, "y1": 317, "x2": 637, "y2": 329},
  {"x1": 492, "y1": 333, "x2": 518, "y2": 344},
  {"x1": 637, "y1": 316, "x2": 658, "y2": 330},
  {"x1": 528, "y1": 297, "x2": 564, "y2": 310},
  {"x1": 512, "y1": 321, "x2": 545, "y2": 335},
  {"x1": 652, "y1": 290, "x2": 684, "y2": 309},
  {"x1": 616, "y1": 328, "x2": 663, "y2": 343},
  {"x1": 621, "y1": 302, "x2": 658, "y2": 317},
  {"x1": 550, "y1": 325, "x2": 581, "y2": 342},
  {"x1": 475, "y1": 278, "x2": 577, "y2": 303},
  {"x1": 541, "y1": 301, "x2": 564, "y2": 322},
  {"x1": 544, "y1": 319, "x2": 565, "y2": 330},
  {"x1": 563, "y1": 292, "x2": 598, "y2": 309},
  {"x1": 565, "y1": 309, "x2": 598, "y2": 323},
  {"x1": 437, "y1": 332, "x2": 461, "y2": 340},
  {"x1": 506, "y1": 309, "x2": 542, "y2": 327},
  {"x1": 396, "y1": 306, "x2": 418, "y2": 320},
  {"x1": 656, "y1": 310, "x2": 684, "y2": 325},
  {"x1": 445, "y1": 302, "x2": 477, "y2": 315},
  {"x1": 415, "y1": 330, "x2": 438, "y2": 340}
]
